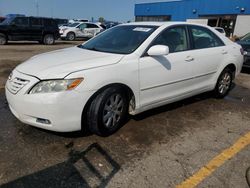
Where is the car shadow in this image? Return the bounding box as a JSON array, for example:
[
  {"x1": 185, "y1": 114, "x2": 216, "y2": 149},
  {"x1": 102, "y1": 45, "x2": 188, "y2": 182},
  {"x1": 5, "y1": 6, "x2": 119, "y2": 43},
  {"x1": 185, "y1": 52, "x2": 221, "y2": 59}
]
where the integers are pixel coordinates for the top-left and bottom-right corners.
[
  {"x1": 0, "y1": 143, "x2": 120, "y2": 188},
  {"x1": 241, "y1": 67, "x2": 250, "y2": 74}
]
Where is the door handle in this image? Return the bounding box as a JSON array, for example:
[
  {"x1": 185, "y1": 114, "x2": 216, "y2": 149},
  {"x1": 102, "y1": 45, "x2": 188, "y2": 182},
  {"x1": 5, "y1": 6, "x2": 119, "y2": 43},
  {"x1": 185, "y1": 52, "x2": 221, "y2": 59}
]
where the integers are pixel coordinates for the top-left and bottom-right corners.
[{"x1": 185, "y1": 56, "x2": 194, "y2": 62}]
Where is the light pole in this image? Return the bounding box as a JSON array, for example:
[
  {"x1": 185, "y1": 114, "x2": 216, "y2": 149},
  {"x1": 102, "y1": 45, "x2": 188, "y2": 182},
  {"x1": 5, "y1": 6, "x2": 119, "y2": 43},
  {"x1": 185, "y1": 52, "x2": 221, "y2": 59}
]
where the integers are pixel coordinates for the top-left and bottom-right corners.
[{"x1": 35, "y1": 0, "x2": 39, "y2": 17}]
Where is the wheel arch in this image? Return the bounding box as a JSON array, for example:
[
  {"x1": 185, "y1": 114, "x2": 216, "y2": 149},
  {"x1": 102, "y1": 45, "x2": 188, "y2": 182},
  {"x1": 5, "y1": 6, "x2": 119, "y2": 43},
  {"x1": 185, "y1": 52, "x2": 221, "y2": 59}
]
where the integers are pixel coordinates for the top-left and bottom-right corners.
[
  {"x1": 225, "y1": 63, "x2": 236, "y2": 79},
  {"x1": 81, "y1": 83, "x2": 136, "y2": 130}
]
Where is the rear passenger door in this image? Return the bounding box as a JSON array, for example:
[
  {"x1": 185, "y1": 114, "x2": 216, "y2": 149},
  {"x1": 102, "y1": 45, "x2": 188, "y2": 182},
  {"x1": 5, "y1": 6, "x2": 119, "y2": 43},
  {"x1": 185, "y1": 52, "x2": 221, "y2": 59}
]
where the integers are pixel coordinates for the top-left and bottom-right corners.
[
  {"x1": 187, "y1": 25, "x2": 226, "y2": 89},
  {"x1": 29, "y1": 18, "x2": 43, "y2": 40},
  {"x1": 10, "y1": 17, "x2": 29, "y2": 40}
]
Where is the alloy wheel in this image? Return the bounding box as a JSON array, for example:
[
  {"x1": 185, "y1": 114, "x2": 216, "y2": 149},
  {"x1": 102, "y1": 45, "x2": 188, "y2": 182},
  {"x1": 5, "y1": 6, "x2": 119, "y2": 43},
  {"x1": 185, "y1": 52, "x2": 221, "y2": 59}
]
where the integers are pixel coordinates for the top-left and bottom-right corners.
[
  {"x1": 218, "y1": 72, "x2": 231, "y2": 95},
  {"x1": 0, "y1": 36, "x2": 6, "y2": 45},
  {"x1": 103, "y1": 94, "x2": 124, "y2": 128}
]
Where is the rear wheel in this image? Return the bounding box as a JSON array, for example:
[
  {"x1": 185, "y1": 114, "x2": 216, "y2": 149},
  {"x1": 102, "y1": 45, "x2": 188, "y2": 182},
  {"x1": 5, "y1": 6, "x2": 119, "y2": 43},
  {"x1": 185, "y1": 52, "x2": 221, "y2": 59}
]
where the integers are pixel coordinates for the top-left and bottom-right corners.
[
  {"x1": 66, "y1": 32, "x2": 75, "y2": 41},
  {"x1": 214, "y1": 68, "x2": 233, "y2": 98},
  {"x1": 86, "y1": 87, "x2": 128, "y2": 136},
  {"x1": 43, "y1": 34, "x2": 55, "y2": 45},
  {"x1": 0, "y1": 34, "x2": 7, "y2": 45}
]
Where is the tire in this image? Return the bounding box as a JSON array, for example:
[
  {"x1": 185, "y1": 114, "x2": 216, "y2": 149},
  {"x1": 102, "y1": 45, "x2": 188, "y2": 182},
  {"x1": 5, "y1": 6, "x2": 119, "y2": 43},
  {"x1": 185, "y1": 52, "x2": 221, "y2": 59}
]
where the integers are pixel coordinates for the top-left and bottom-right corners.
[
  {"x1": 43, "y1": 34, "x2": 55, "y2": 45},
  {"x1": 214, "y1": 68, "x2": 233, "y2": 98},
  {"x1": 0, "y1": 34, "x2": 7, "y2": 45},
  {"x1": 66, "y1": 32, "x2": 75, "y2": 41},
  {"x1": 246, "y1": 167, "x2": 250, "y2": 187},
  {"x1": 86, "y1": 87, "x2": 128, "y2": 136}
]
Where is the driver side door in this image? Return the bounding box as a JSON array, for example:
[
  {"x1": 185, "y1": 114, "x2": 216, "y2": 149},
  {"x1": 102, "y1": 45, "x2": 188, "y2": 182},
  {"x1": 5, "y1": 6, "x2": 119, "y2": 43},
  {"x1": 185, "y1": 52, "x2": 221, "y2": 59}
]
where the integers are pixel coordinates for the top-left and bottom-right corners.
[
  {"x1": 76, "y1": 23, "x2": 87, "y2": 37},
  {"x1": 139, "y1": 25, "x2": 197, "y2": 108}
]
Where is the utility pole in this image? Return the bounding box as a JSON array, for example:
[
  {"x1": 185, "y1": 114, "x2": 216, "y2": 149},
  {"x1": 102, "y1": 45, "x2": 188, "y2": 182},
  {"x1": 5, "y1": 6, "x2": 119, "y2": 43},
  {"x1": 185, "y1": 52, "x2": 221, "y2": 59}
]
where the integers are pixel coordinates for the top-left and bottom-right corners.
[{"x1": 35, "y1": 0, "x2": 39, "y2": 16}]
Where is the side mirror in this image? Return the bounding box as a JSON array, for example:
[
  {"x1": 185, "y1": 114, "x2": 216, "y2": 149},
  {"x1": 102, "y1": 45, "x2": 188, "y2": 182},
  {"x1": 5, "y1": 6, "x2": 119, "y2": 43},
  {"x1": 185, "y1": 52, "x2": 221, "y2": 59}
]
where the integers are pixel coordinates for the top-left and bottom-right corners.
[{"x1": 147, "y1": 45, "x2": 169, "y2": 56}]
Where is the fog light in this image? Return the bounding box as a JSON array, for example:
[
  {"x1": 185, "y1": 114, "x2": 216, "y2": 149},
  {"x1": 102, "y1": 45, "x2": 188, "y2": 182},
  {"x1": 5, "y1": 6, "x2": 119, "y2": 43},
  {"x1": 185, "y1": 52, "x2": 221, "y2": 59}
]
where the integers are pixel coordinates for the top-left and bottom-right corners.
[{"x1": 36, "y1": 118, "x2": 51, "y2": 125}]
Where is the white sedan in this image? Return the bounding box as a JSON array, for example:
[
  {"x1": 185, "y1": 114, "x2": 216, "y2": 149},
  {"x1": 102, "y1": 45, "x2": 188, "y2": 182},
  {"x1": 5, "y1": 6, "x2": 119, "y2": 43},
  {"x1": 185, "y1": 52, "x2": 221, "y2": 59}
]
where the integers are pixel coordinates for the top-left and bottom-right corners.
[
  {"x1": 5, "y1": 22, "x2": 243, "y2": 136},
  {"x1": 60, "y1": 22, "x2": 104, "y2": 40}
]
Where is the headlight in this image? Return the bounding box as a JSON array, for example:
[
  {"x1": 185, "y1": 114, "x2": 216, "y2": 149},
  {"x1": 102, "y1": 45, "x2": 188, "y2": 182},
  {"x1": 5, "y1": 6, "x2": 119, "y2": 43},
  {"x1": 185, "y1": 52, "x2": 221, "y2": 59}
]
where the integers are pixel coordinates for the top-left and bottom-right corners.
[{"x1": 29, "y1": 78, "x2": 83, "y2": 94}]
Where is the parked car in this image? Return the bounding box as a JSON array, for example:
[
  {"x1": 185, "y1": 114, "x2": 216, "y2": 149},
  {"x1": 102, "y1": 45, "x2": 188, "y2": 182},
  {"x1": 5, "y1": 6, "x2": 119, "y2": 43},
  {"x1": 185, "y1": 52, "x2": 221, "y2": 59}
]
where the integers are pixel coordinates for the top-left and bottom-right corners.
[
  {"x1": 60, "y1": 22, "x2": 104, "y2": 40},
  {"x1": 214, "y1": 27, "x2": 226, "y2": 36},
  {"x1": 0, "y1": 17, "x2": 5, "y2": 23},
  {"x1": 237, "y1": 33, "x2": 250, "y2": 68},
  {"x1": 6, "y1": 22, "x2": 243, "y2": 136},
  {"x1": 0, "y1": 16, "x2": 60, "y2": 45}
]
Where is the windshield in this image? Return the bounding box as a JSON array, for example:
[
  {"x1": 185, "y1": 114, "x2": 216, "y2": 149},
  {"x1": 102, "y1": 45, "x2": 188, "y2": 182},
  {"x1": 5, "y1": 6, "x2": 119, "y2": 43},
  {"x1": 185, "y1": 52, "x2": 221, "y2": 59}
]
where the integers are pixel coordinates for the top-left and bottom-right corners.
[
  {"x1": 78, "y1": 25, "x2": 158, "y2": 54},
  {"x1": 241, "y1": 33, "x2": 250, "y2": 42},
  {"x1": 0, "y1": 17, "x2": 14, "y2": 25},
  {"x1": 68, "y1": 22, "x2": 80, "y2": 27}
]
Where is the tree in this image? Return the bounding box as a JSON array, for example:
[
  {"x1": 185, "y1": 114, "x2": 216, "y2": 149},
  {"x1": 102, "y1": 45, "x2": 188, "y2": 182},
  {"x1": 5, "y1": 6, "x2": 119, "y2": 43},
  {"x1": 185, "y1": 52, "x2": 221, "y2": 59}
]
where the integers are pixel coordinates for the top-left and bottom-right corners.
[{"x1": 98, "y1": 17, "x2": 105, "y2": 23}]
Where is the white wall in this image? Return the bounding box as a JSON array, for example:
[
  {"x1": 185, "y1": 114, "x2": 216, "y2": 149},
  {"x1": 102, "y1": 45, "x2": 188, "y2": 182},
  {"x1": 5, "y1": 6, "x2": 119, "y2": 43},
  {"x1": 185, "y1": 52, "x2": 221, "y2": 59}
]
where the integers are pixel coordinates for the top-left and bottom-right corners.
[
  {"x1": 186, "y1": 19, "x2": 208, "y2": 25},
  {"x1": 234, "y1": 15, "x2": 250, "y2": 37}
]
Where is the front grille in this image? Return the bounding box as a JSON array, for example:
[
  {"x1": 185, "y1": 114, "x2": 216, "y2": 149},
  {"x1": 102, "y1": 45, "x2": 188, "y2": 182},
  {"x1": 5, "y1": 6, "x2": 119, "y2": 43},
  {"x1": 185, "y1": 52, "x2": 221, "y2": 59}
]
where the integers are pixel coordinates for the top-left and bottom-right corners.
[{"x1": 8, "y1": 77, "x2": 29, "y2": 94}]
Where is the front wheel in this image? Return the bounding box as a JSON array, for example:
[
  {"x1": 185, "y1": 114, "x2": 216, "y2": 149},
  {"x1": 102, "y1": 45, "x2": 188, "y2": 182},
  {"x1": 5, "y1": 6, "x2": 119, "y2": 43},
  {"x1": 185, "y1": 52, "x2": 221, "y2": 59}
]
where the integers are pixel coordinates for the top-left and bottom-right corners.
[
  {"x1": 86, "y1": 87, "x2": 128, "y2": 136},
  {"x1": 0, "y1": 34, "x2": 7, "y2": 45},
  {"x1": 66, "y1": 32, "x2": 75, "y2": 41},
  {"x1": 43, "y1": 34, "x2": 55, "y2": 45},
  {"x1": 214, "y1": 68, "x2": 233, "y2": 98}
]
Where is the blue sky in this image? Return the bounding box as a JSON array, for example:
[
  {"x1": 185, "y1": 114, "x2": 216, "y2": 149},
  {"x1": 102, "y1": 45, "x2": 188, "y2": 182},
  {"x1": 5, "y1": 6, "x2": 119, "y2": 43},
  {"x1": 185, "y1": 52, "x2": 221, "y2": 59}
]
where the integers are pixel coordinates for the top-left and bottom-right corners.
[{"x1": 0, "y1": 0, "x2": 166, "y2": 22}]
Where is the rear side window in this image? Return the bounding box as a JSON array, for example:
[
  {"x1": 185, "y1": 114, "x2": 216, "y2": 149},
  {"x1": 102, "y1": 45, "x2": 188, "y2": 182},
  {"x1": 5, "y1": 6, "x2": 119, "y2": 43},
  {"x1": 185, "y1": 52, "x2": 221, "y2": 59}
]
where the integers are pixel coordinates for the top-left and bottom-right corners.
[
  {"x1": 12, "y1": 17, "x2": 29, "y2": 26},
  {"x1": 30, "y1": 18, "x2": 42, "y2": 26},
  {"x1": 152, "y1": 26, "x2": 189, "y2": 53},
  {"x1": 190, "y1": 26, "x2": 224, "y2": 49},
  {"x1": 86, "y1": 24, "x2": 99, "y2": 28}
]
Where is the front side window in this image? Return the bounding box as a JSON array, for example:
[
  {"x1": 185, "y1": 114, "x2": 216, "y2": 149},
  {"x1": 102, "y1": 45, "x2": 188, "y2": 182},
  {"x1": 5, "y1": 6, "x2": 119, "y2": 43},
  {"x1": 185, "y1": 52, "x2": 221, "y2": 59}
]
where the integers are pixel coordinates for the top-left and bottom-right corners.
[
  {"x1": 152, "y1": 26, "x2": 188, "y2": 53},
  {"x1": 78, "y1": 23, "x2": 87, "y2": 30},
  {"x1": 43, "y1": 19, "x2": 55, "y2": 26},
  {"x1": 78, "y1": 25, "x2": 158, "y2": 54},
  {"x1": 12, "y1": 17, "x2": 29, "y2": 26},
  {"x1": 190, "y1": 26, "x2": 224, "y2": 49}
]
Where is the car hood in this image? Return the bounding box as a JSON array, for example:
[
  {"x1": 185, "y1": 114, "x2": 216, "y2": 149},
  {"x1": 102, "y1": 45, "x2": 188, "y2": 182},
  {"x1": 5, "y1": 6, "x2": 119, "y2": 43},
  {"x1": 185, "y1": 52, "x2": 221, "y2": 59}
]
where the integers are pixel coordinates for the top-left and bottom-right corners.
[{"x1": 16, "y1": 46, "x2": 124, "y2": 79}]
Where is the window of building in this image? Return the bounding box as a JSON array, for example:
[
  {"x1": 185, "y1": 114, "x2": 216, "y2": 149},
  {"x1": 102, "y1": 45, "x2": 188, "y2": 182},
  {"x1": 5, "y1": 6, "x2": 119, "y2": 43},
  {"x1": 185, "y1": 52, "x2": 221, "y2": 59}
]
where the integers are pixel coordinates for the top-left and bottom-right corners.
[{"x1": 136, "y1": 16, "x2": 171, "y2": 22}]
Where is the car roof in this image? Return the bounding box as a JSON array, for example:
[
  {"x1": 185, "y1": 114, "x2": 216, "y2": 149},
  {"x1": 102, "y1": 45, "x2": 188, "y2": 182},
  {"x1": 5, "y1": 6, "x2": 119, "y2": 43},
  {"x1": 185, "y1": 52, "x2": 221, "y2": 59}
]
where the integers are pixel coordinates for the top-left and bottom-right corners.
[{"x1": 122, "y1": 21, "x2": 209, "y2": 28}]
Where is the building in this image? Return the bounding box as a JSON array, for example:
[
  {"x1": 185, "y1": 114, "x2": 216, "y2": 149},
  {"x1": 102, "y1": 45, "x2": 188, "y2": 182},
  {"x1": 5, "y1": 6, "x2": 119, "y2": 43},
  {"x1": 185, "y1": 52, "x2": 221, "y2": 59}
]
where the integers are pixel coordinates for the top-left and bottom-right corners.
[{"x1": 135, "y1": 0, "x2": 250, "y2": 37}]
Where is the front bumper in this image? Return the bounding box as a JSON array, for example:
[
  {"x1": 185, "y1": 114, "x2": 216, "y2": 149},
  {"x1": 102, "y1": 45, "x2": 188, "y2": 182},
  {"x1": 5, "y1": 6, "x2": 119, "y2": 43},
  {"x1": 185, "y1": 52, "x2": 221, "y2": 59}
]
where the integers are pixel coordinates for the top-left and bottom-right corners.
[
  {"x1": 243, "y1": 54, "x2": 250, "y2": 68},
  {"x1": 5, "y1": 70, "x2": 92, "y2": 132}
]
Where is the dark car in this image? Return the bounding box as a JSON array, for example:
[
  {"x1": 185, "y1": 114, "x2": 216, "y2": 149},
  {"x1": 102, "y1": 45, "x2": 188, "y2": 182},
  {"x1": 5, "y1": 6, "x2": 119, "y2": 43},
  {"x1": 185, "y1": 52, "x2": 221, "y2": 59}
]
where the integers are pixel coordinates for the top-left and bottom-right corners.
[
  {"x1": 0, "y1": 16, "x2": 60, "y2": 45},
  {"x1": 237, "y1": 33, "x2": 250, "y2": 68},
  {"x1": 0, "y1": 17, "x2": 5, "y2": 23}
]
